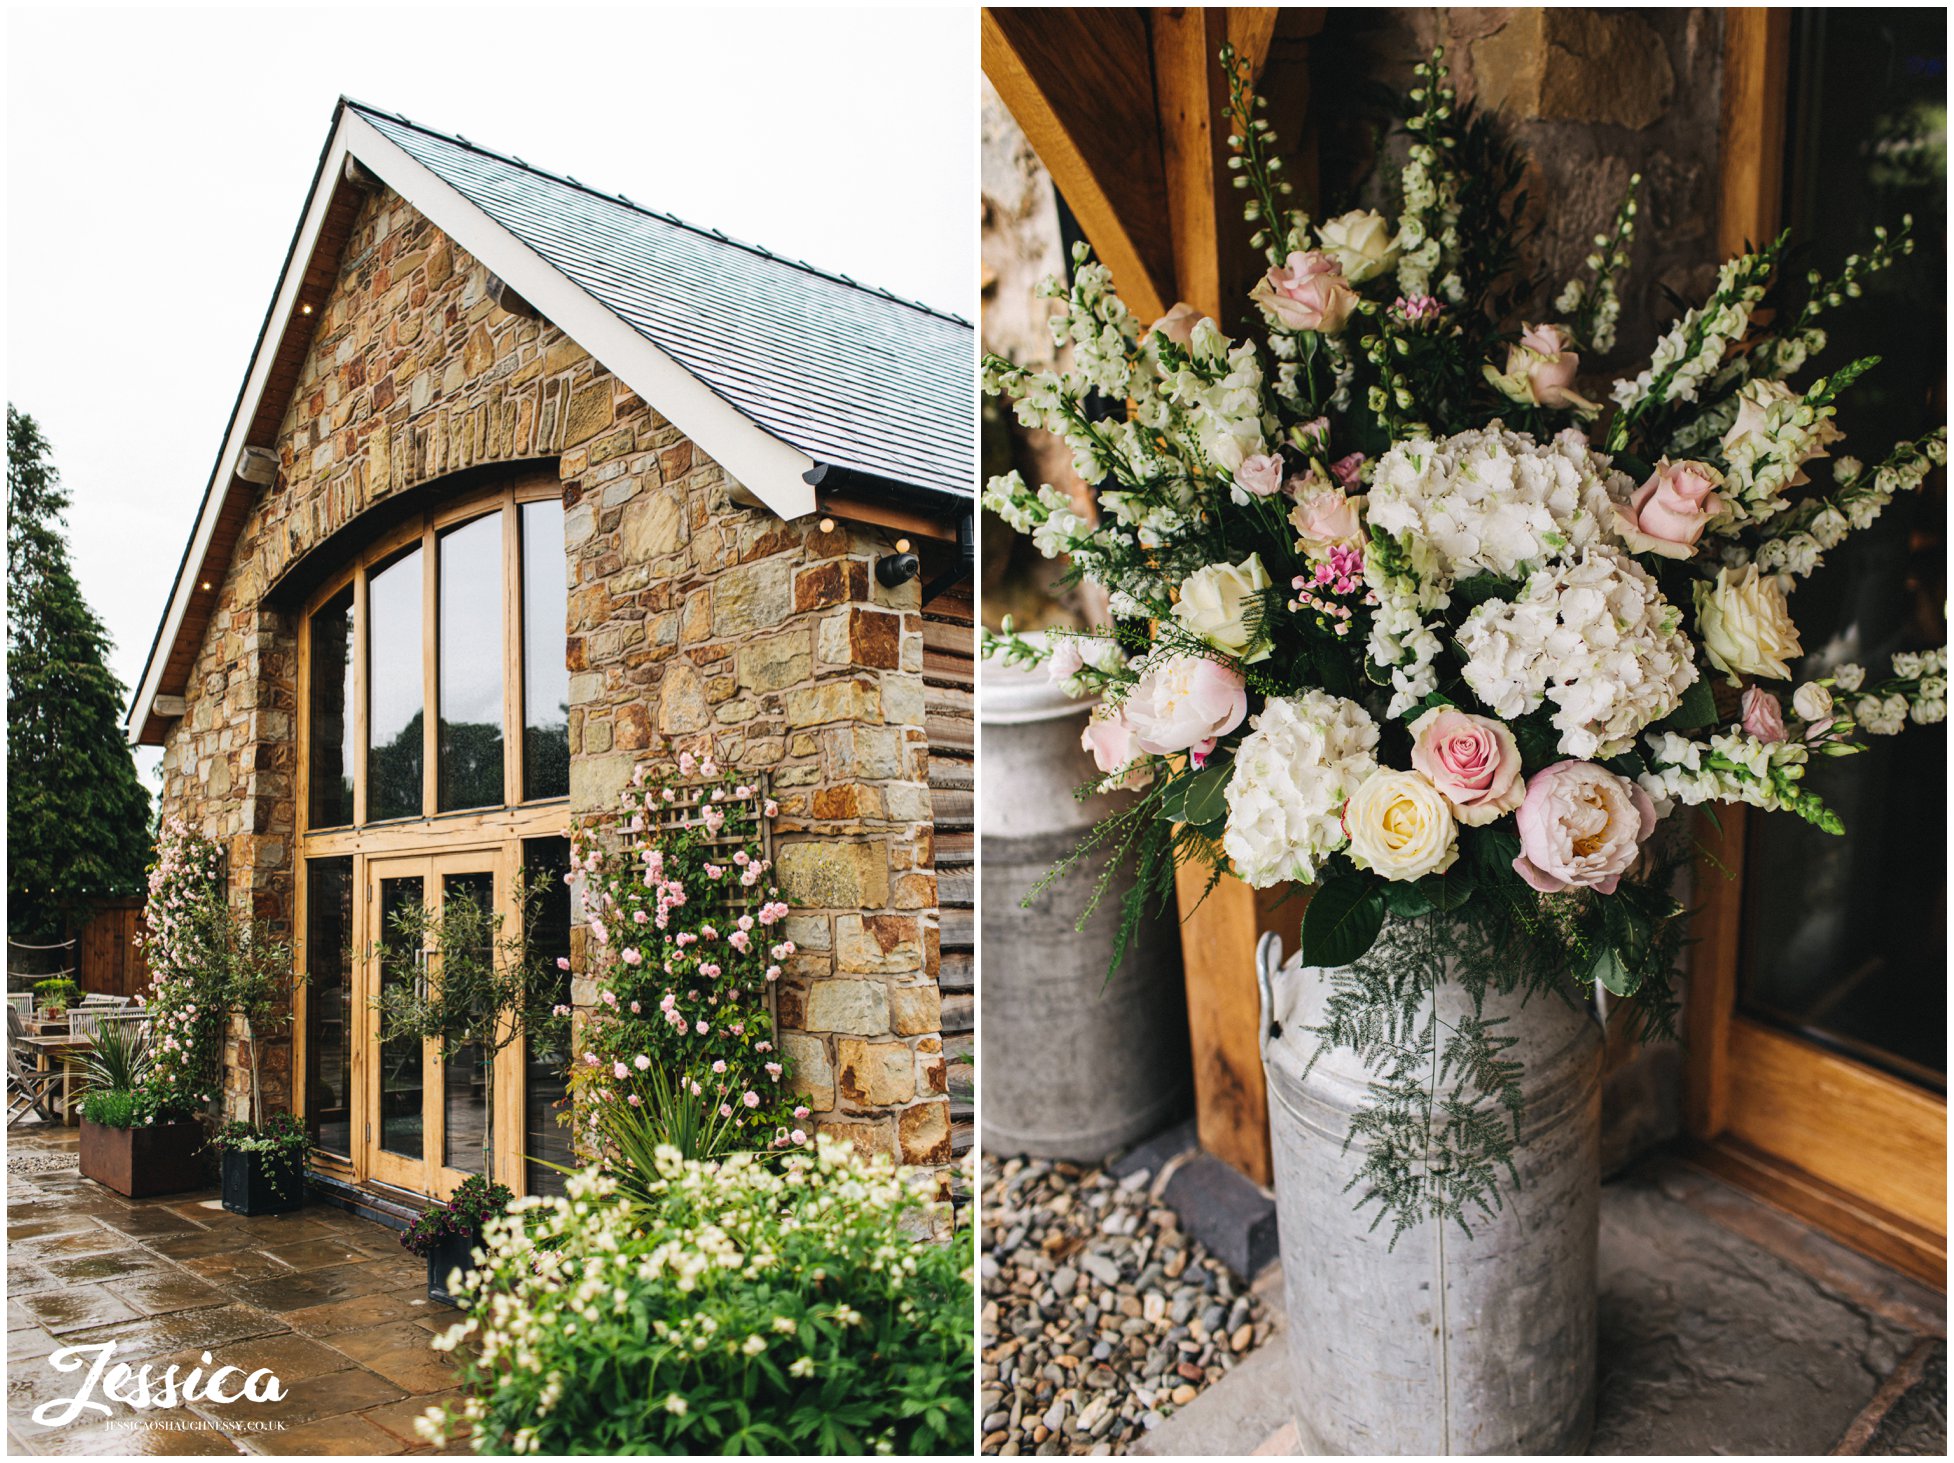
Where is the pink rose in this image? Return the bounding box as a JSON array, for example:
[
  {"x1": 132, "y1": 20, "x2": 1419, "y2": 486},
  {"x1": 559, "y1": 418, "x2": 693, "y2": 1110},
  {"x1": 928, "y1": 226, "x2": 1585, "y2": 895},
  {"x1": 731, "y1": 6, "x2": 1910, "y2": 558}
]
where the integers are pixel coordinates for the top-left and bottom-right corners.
[
  {"x1": 1485, "y1": 323, "x2": 1597, "y2": 412},
  {"x1": 1615, "y1": 459, "x2": 1724, "y2": 559},
  {"x1": 1080, "y1": 706, "x2": 1147, "y2": 782},
  {"x1": 1409, "y1": 707, "x2": 1526, "y2": 826},
  {"x1": 1250, "y1": 251, "x2": 1357, "y2": 334},
  {"x1": 1511, "y1": 761, "x2": 1658, "y2": 895},
  {"x1": 1234, "y1": 453, "x2": 1285, "y2": 499},
  {"x1": 1740, "y1": 687, "x2": 1786, "y2": 743},
  {"x1": 1149, "y1": 302, "x2": 1210, "y2": 346},
  {"x1": 1329, "y1": 452, "x2": 1366, "y2": 488},
  {"x1": 1122, "y1": 656, "x2": 1248, "y2": 760},
  {"x1": 1289, "y1": 486, "x2": 1364, "y2": 549}
]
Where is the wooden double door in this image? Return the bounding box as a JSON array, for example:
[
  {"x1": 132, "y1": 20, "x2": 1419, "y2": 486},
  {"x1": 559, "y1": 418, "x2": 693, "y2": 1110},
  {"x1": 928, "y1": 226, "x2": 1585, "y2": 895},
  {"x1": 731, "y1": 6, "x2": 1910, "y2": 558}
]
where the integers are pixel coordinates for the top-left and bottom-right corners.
[{"x1": 359, "y1": 847, "x2": 521, "y2": 1200}]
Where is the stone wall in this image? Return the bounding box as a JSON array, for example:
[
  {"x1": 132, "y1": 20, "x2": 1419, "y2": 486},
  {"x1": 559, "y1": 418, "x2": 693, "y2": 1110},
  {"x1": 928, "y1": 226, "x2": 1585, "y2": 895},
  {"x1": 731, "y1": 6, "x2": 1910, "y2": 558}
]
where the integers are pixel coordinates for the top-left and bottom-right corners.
[{"x1": 156, "y1": 182, "x2": 949, "y2": 1161}]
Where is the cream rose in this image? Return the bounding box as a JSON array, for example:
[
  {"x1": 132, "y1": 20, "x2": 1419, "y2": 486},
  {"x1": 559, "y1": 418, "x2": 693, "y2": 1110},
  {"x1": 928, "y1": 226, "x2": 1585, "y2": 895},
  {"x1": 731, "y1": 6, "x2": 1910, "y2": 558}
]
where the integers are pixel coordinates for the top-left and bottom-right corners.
[
  {"x1": 1483, "y1": 323, "x2": 1598, "y2": 413},
  {"x1": 1250, "y1": 250, "x2": 1357, "y2": 334},
  {"x1": 1122, "y1": 655, "x2": 1249, "y2": 760},
  {"x1": 1343, "y1": 769, "x2": 1460, "y2": 882},
  {"x1": 1316, "y1": 209, "x2": 1401, "y2": 284},
  {"x1": 1408, "y1": 707, "x2": 1525, "y2": 825},
  {"x1": 1695, "y1": 564, "x2": 1803, "y2": 683},
  {"x1": 1511, "y1": 760, "x2": 1656, "y2": 895},
  {"x1": 1289, "y1": 486, "x2": 1364, "y2": 553},
  {"x1": 1615, "y1": 459, "x2": 1724, "y2": 559},
  {"x1": 1792, "y1": 682, "x2": 1833, "y2": 723},
  {"x1": 1172, "y1": 554, "x2": 1273, "y2": 663}
]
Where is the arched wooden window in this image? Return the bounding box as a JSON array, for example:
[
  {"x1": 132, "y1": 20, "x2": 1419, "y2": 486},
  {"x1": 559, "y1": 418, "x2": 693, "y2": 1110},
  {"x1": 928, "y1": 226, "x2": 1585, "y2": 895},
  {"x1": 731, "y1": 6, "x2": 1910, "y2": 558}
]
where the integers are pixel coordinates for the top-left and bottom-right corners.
[{"x1": 294, "y1": 468, "x2": 573, "y2": 1201}]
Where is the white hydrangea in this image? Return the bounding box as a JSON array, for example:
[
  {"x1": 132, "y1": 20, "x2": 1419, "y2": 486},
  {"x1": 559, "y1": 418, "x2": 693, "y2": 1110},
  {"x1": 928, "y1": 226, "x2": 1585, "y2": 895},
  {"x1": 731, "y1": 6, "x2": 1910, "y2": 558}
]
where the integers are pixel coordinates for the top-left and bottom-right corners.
[
  {"x1": 1222, "y1": 691, "x2": 1380, "y2": 888},
  {"x1": 1459, "y1": 546, "x2": 1698, "y2": 759},
  {"x1": 1365, "y1": 425, "x2": 1629, "y2": 592}
]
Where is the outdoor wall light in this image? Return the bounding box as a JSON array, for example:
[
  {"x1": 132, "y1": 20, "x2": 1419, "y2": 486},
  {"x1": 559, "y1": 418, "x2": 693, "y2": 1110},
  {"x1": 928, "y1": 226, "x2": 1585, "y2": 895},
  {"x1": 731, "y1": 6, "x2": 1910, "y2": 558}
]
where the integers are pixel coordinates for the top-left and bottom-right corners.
[
  {"x1": 300, "y1": 303, "x2": 313, "y2": 315},
  {"x1": 818, "y1": 517, "x2": 836, "y2": 533}
]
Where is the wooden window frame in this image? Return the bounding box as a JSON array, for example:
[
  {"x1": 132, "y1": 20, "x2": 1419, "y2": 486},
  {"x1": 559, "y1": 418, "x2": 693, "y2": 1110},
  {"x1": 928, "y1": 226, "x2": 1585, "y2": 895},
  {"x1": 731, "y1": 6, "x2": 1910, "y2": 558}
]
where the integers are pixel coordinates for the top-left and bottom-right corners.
[
  {"x1": 1683, "y1": 8, "x2": 1946, "y2": 1288},
  {"x1": 293, "y1": 469, "x2": 569, "y2": 1194}
]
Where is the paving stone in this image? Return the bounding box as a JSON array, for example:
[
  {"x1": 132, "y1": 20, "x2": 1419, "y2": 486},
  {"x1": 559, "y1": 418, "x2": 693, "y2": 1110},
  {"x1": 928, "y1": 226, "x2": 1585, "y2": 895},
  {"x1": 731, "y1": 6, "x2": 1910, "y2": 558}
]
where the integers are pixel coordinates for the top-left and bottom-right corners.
[{"x1": 1869, "y1": 1340, "x2": 1947, "y2": 1456}]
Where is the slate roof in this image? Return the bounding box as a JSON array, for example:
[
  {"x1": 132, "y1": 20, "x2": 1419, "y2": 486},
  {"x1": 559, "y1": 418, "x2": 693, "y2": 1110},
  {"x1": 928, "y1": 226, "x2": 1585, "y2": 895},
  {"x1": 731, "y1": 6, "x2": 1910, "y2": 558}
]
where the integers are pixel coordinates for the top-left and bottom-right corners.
[{"x1": 349, "y1": 102, "x2": 973, "y2": 502}]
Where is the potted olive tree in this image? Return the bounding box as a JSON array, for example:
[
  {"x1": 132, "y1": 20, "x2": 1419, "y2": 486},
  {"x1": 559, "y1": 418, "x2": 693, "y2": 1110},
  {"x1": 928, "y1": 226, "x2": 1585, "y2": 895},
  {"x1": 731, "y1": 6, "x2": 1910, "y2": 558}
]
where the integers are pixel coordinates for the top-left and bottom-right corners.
[
  {"x1": 378, "y1": 874, "x2": 566, "y2": 1300},
  {"x1": 210, "y1": 915, "x2": 307, "y2": 1215}
]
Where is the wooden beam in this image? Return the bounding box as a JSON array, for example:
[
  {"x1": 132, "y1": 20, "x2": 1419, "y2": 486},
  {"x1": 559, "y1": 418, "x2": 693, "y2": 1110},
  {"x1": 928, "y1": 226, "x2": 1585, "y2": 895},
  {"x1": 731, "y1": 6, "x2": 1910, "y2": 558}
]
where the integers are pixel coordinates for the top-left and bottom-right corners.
[
  {"x1": 1172, "y1": 863, "x2": 1304, "y2": 1186},
  {"x1": 982, "y1": 6, "x2": 1177, "y2": 323},
  {"x1": 1150, "y1": 8, "x2": 1234, "y2": 322},
  {"x1": 1717, "y1": 8, "x2": 1792, "y2": 258}
]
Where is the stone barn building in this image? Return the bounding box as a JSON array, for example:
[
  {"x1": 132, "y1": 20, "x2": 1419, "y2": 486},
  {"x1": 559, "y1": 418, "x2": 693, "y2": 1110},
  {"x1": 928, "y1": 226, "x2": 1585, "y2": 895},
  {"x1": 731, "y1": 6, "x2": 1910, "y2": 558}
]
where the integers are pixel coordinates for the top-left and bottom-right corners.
[{"x1": 125, "y1": 100, "x2": 974, "y2": 1216}]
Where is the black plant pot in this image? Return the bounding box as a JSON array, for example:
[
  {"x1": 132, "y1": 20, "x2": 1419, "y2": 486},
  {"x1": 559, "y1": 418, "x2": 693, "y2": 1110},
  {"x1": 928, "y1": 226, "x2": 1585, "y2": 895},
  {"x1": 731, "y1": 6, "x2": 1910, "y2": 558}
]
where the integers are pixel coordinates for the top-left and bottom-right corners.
[
  {"x1": 220, "y1": 1147, "x2": 306, "y2": 1216},
  {"x1": 425, "y1": 1230, "x2": 478, "y2": 1307}
]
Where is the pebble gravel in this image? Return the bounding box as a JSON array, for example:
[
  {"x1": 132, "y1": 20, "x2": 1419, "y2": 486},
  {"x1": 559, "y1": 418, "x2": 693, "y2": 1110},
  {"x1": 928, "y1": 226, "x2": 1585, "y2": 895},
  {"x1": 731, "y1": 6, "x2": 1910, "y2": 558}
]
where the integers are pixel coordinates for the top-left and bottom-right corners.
[{"x1": 979, "y1": 1153, "x2": 1273, "y2": 1456}]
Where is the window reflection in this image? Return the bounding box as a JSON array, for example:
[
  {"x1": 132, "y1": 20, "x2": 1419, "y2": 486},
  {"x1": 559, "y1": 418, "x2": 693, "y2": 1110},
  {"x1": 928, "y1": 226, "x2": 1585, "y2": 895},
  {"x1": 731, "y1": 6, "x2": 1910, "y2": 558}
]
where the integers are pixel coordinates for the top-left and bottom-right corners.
[
  {"x1": 307, "y1": 587, "x2": 355, "y2": 828},
  {"x1": 521, "y1": 500, "x2": 570, "y2": 801},
  {"x1": 367, "y1": 546, "x2": 424, "y2": 822},
  {"x1": 304, "y1": 858, "x2": 353, "y2": 1156},
  {"x1": 523, "y1": 836, "x2": 573, "y2": 1197},
  {"x1": 438, "y1": 513, "x2": 506, "y2": 812}
]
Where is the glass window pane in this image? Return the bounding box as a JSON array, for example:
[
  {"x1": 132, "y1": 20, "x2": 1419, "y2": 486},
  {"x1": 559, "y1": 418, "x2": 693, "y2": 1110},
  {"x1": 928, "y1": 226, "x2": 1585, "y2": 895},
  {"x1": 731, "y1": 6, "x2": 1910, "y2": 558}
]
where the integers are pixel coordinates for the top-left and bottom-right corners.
[
  {"x1": 367, "y1": 546, "x2": 424, "y2": 822},
  {"x1": 521, "y1": 499, "x2": 569, "y2": 801},
  {"x1": 304, "y1": 858, "x2": 353, "y2": 1157},
  {"x1": 523, "y1": 837, "x2": 573, "y2": 1197},
  {"x1": 438, "y1": 514, "x2": 506, "y2": 812},
  {"x1": 378, "y1": 875, "x2": 426, "y2": 1160},
  {"x1": 441, "y1": 871, "x2": 494, "y2": 1178},
  {"x1": 307, "y1": 588, "x2": 355, "y2": 828}
]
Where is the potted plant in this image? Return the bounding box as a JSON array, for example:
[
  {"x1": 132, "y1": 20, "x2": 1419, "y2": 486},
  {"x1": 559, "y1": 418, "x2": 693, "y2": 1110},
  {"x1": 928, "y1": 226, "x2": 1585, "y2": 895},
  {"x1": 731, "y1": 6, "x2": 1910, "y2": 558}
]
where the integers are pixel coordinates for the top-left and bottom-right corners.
[
  {"x1": 80, "y1": 820, "x2": 229, "y2": 1199},
  {"x1": 213, "y1": 1111, "x2": 307, "y2": 1215},
  {"x1": 401, "y1": 1173, "x2": 514, "y2": 1306},
  {"x1": 33, "y1": 976, "x2": 77, "y2": 1020},
  {"x1": 210, "y1": 913, "x2": 306, "y2": 1215},
  {"x1": 76, "y1": 1019, "x2": 209, "y2": 1197}
]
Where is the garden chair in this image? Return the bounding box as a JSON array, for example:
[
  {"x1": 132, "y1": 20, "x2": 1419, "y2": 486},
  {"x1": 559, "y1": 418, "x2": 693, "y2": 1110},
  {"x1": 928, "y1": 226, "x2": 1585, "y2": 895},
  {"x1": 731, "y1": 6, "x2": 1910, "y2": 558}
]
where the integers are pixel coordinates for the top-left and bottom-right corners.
[
  {"x1": 7, "y1": 1006, "x2": 64, "y2": 1127},
  {"x1": 67, "y1": 1009, "x2": 103, "y2": 1040},
  {"x1": 6, "y1": 993, "x2": 31, "y2": 1019}
]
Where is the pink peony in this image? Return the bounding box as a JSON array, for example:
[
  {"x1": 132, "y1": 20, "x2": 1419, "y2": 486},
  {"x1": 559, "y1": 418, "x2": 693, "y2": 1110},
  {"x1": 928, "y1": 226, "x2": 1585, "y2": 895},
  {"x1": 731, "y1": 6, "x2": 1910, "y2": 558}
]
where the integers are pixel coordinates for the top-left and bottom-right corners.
[
  {"x1": 1408, "y1": 707, "x2": 1526, "y2": 826},
  {"x1": 1511, "y1": 761, "x2": 1657, "y2": 894},
  {"x1": 1080, "y1": 706, "x2": 1146, "y2": 779},
  {"x1": 1121, "y1": 656, "x2": 1249, "y2": 761},
  {"x1": 1250, "y1": 251, "x2": 1357, "y2": 334},
  {"x1": 1740, "y1": 687, "x2": 1787, "y2": 743},
  {"x1": 1616, "y1": 459, "x2": 1724, "y2": 559}
]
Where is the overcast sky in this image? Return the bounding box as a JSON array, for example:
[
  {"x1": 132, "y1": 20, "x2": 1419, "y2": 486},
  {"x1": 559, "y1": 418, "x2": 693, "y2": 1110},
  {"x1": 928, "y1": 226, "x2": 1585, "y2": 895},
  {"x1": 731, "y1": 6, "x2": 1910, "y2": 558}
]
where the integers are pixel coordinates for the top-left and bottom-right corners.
[{"x1": 5, "y1": 3, "x2": 976, "y2": 788}]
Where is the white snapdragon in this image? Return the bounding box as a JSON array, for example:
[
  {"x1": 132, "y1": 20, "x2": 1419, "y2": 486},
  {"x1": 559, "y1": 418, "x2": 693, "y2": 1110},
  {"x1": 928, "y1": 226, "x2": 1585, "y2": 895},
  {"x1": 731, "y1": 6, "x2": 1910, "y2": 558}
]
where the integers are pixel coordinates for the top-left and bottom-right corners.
[
  {"x1": 1639, "y1": 729, "x2": 1812, "y2": 816},
  {"x1": 1459, "y1": 547, "x2": 1697, "y2": 758},
  {"x1": 1716, "y1": 378, "x2": 1845, "y2": 528},
  {"x1": 1610, "y1": 251, "x2": 1774, "y2": 415},
  {"x1": 1222, "y1": 691, "x2": 1380, "y2": 888}
]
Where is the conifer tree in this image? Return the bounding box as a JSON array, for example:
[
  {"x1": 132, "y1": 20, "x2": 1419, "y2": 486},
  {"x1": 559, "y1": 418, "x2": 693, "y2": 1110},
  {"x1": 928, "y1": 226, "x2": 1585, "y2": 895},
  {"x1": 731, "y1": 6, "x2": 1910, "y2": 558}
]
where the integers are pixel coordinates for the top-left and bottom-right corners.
[{"x1": 8, "y1": 405, "x2": 153, "y2": 941}]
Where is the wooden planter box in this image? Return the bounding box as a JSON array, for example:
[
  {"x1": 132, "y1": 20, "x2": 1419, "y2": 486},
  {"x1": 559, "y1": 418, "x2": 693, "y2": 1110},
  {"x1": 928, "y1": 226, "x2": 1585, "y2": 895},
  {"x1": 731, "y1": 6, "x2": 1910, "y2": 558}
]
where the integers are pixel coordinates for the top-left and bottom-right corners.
[
  {"x1": 78, "y1": 1118, "x2": 208, "y2": 1198},
  {"x1": 219, "y1": 1148, "x2": 306, "y2": 1216},
  {"x1": 425, "y1": 1230, "x2": 477, "y2": 1307}
]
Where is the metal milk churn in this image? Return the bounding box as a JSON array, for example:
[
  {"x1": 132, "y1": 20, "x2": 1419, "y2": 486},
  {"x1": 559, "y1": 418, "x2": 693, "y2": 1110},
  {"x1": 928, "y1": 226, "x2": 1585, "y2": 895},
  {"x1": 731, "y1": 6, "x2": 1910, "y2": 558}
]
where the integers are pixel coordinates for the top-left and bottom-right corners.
[
  {"x1": 1257, "y1": 925, "x2": 1603, "y2": 1454},
  {"x1": 978, "y1": 642, "x2": 1190, "y2": 1162}
]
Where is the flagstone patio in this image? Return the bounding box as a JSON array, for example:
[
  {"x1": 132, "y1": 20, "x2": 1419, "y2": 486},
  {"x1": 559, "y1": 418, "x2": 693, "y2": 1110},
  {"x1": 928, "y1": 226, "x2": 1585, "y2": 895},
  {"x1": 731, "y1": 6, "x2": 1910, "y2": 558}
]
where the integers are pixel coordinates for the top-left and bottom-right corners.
[{"x1": 6, "y1": 1122, "x2": 468, "y2": 1456}]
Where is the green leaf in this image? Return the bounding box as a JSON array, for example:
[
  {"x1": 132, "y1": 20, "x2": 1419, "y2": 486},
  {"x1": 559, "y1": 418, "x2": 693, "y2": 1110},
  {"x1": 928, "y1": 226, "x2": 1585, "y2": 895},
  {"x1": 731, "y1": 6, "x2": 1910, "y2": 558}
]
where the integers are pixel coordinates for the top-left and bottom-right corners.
[
  {"x1": 1416, "y1": 871, "x2": 1476, "y2": 913},
  {"x1": 1383, "y1": 882, "x2": 1434, "y2": 919},
  {"x1": 1179, "y1": 760, "x2": 1235, "y2": 828},
  {"x1": 1591, "y1": 944, "x2": 1640, "y2": 997},
  {"x1": 1658, "y1": 676, "x2": 1718, "y2": 733},
  {"x1": 1302, "y1": 875, "x2": 1387, "y2": 968}
]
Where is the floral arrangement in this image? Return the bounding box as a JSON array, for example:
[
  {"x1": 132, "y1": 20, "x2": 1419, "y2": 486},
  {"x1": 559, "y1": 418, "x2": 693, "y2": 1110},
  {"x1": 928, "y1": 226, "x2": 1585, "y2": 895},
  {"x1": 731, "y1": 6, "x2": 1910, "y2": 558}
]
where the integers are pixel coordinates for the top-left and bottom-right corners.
[
  {"x1": 983, "y1": 47, "x2": 1945, "y2": 1233},
  {"x1": 568, "y1": 756, "x2": 803, "y2": 1154},
  {"x1": 414, "y1": 1140, "x2": 973, "y2": 1456},
  {"x1": 401, "y1": 1172, "x2": 515, "y2": 1259},
  {"x1": 132, "y1": 819, "x2": 229, "y2": 1123}
]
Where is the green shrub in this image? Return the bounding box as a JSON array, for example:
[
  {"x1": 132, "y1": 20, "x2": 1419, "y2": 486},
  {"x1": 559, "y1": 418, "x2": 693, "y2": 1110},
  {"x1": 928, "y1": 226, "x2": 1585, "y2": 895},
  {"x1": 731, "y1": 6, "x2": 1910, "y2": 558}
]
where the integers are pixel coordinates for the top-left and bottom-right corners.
[
  {"x1": 33, "y1": 977, "x2": 78, "y2": 1011},
  {"x1": 400, "y1": 1173, "x2": 513, "y2": 1259},
  {"x1": 77, "y1": 1019, "x2": 152, "y2": 1096},
  {"x1": 420, "y1": 1140, "x2": 973, "y2": 1456},
  {"x1": 79, "y1": 1088, "x2": 141, "y2": 1128}
]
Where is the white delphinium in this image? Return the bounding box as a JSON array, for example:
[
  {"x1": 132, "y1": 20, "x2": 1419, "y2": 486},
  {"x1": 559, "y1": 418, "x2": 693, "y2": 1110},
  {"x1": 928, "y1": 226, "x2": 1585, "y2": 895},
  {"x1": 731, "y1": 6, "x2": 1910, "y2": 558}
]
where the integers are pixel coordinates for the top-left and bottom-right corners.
[
  {"x1": 1222, "y1": 691, "x2": 1380, "y2": 888},
  {"x1": 1716, "y1": 378, "x2": 1845, "y2": 527},
  {"x1": 1459, "y1": 547, "x2": 1697, "y2": 758}
]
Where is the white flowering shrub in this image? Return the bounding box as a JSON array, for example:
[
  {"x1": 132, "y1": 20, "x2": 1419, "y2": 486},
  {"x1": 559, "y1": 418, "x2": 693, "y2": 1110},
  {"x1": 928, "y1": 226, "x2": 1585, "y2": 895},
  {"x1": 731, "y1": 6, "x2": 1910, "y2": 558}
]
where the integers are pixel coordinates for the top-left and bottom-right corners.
[{"x1": 416, "y1": 1140, "x2": 973, "y2": 1456}]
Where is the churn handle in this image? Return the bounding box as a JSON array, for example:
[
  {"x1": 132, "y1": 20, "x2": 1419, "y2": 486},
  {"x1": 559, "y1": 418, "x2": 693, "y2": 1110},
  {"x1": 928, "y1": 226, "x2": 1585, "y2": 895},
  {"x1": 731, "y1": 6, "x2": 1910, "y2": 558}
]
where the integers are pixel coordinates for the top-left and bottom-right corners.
[{"x1": 1255, "y1": 930, "x2": 1285, "y2": 1059}]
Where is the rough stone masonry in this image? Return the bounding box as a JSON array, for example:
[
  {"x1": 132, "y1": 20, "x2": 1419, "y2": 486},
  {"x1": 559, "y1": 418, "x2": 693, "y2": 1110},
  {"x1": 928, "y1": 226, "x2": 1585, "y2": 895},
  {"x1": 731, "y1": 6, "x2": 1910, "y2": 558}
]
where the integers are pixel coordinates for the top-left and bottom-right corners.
[{"x1": 156, "y1": 182, "x2": 951, "y2": 1168}]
